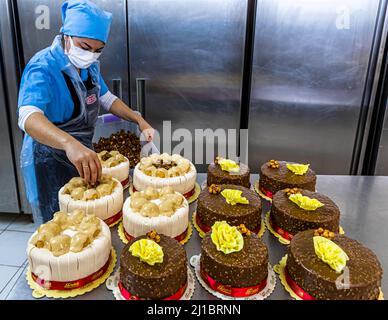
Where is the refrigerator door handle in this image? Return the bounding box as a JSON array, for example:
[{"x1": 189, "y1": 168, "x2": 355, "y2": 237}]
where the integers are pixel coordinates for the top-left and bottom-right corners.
[
  {"x1": 112, "y1": 78, "x2": 122, "y2": 100},
  {"x1": 136, "y1": 78, "x2": 146, "y2": 117}
]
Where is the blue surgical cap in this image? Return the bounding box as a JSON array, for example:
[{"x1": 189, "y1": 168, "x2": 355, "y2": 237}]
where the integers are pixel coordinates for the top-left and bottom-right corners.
[{"x1": 60, "y1": 0, "x2": 112, "y2": 43}]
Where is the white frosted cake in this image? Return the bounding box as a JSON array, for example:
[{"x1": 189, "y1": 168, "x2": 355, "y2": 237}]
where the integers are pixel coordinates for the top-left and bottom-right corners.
[
  {"x1": 122, "y1": 186, "x2": 189, "y2": 241},
  {"x1": 27, "y1": 210, "x2": 111, "y2": 290},
  {"x1": 97, "y1": 150, "x2": 130, "y2": 187},
  {"x1": 133, "y1": 153, "x2": 197, "y2": 197},
  {"x1": 58, "y1": 175, "x2": 123, "y2": 226}
]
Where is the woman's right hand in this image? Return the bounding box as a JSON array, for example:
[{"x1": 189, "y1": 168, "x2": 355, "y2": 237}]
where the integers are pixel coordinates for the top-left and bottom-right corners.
[{"x1": 64, "y1": 140, "x2": 102, "y2": 185}]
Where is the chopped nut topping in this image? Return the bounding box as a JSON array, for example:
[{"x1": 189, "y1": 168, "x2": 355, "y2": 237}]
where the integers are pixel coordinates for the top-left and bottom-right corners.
[
  {"x1": 146, "y1": 230, "x2": 161, "y2": 243},
  {"x1": 284, "y1": 187, "x2": 300, "y2": 196},
  {"x1": 268, "y1": 159, "x2": 280, "y2": 169},
  {"x1": 208, "y1": 184, "x2": 221, "y2": 194},
  {"x1": 314, "y1": 228, "x2": 335, "y2": 239},
  {"x1": 237, "y1": 224, "x2": 252, "y2": 236}
]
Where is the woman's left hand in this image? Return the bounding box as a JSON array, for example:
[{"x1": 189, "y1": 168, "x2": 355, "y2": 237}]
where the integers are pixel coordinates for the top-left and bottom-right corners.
[{"x1": 138, "y1": 118, "x2": 155, "y2": 142}]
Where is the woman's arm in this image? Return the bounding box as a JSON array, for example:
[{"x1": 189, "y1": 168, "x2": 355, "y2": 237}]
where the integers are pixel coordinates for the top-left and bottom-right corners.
[
  {"x1": 109, "y1": 98, "x2": 155, "y2": 141},
  {"x1": 24, "y1": 113, "x2": 102, "y2": 185}
]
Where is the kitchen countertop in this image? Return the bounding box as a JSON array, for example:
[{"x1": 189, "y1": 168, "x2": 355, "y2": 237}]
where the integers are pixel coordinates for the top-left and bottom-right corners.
[{"x1": 7, "y1": 174, "x2": 388, "y2": 300}]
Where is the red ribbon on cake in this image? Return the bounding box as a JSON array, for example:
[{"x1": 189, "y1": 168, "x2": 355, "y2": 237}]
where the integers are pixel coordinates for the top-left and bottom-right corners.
[
  {"x1": 195, "y1": 213, "x2": 261, "y2": 235},
  {"x1": 121, "y1": 177, "x2": 130, "y2": 187},
  {"x1": 268, "y1": 214, "x2": 294, "y2": 241},
  {"x1": 118, "y1": 281, "x2": 187, "y2": 300},
  {"x1": 284, "y1": 267, "x2": 316, "y2": 300},
  {"x1": 133, "y1": 186, "x2": 195, "y2": 199},
  {"x1": 200, "y1": 265, "x2": 267, "y2": 297},
  {"x1": 124, "y1": 227, "x2": 188, "y2": 243},
  {"x1": 104, "y1": 210, "x2": 122, "y2": 227},
  {"x1": 31, "y1": 254, "x2": 111, "y2": 291},
  {"x1": 259, "y1": 185, "x2": 274, "y2": 199}
]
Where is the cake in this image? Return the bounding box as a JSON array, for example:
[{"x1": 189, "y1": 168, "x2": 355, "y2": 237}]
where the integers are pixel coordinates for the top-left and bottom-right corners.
[
  {"x1": 284, "y1": 229, "x2": 383, "y2": 300},
  {"x1": 207, "y1": 156, "x2": 250, "y2": 188},
  {"x1": 93, "y1": 129, "x2": 141, "y2": 168},
  {"x1": 200, "y1": 221, "x2": 268, "y2": 297},
  {"x1": 122, "y1": 186, "x2": 189, "y2": 242},
  {"x1": 258, "y1": 160, "x2": 316, "y2": 199},
  {"x1": 97, "y1": 150, "x2": 130, "y2": 187},
  {"x1": 196, "y1": 184, "x2": 262, "y2": 234},
  {"x1": 58, "y1": 175, "x2": 123, "y2": 226},
  {"x1": 133, "y1": 153, "x2": 197, "y2": 198},
  {"x1": 27, "y1": 210, "x2": 112, "y2": 290},
  {"x1": 119, "y1": 231, "x2": 188, "y2": 300},
  {"x1": 269, "y1": 188, "x2": 340, "y2": 241}
]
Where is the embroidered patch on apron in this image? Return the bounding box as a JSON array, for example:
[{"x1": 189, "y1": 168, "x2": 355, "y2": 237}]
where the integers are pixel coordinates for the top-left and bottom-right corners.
[{"x1": 86, "y1": 93, "x2": 97, "y2": 105}]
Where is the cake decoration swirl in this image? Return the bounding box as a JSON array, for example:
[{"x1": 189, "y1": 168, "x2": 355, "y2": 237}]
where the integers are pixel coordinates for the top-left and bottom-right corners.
[
  {"x1": 313, "y1": 236, "x2": 349, "y2": 273},
  {"x1": 216, "y1": 157, "x2": 240, "y2": 173},
  {"x1": 221, "y1": 189, "x2": 249, "y2": 205},
  {"x1": 129, "y1": 238, "x2": 164, "y2": 266},
  {"x1": 288, "y1": 193, "x2": 324, "y2": 211},
  {"x1": 211, "y1": 221, "x2": 244, "y2": 254},
  {"x1": 286, "y1": 163, "x2": 310, "y2": 175}
]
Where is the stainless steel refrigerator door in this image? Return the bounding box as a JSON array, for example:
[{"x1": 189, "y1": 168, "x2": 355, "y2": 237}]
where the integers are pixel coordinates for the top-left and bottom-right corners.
[
  {"x1": 0, "y1": 59, "x2": 20, "y2": 213},
  {"x1": 375, "y1": 101, "x2": 388, "y2": 175},
  {"x1": 16, "y1": 0, "x2": 129, "y2": 104},
  {"x1": 248, "y1": 0, "x2": 380, "y2": 174},
  {"x1": 128, "y1": 0, "x2": 247, "y2": 170}
]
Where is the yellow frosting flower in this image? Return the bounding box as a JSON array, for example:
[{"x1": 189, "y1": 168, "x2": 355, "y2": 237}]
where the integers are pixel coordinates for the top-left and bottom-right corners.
[
  {"x1": 218, "y1": 158, "x2": 240, "y2": 173},
  {"x1": 313, "y1": 236, "x2": 349, "y2": 273},
  {"x1": 211, "y1": 221, "x2": 244, "y2": 254},
  {"x1": 129, "y1": 239, "x2": 164, "y2": 266},
  {"x1": 289, "y1": 193, "x2": 324, "y2": 211},
  {"x1": 286, "y1": 163, "x2": 310, "y2": 175},
  {"x1": 221, "y1": 189, "x2": 249, "y2": 205}
]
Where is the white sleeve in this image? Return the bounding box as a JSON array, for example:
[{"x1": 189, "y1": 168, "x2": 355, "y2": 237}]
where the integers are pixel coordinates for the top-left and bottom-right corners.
[
  {"x1": 100, "y1": 90, "x2": 118, "y2": 111},
  {"x1": 18, "y1": 106, "x2": 44, "y2": 132}
]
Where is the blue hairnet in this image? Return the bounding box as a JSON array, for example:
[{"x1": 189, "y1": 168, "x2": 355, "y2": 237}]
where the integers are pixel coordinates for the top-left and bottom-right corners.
[{"x1": 60, "y1": 0, "x2": 112, "y2": 43}]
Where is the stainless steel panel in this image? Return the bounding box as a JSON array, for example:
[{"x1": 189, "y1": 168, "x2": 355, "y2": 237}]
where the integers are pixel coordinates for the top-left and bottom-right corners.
[
  {"x1": 16, "y1": 0, "x2": 129, "y2": 104},
  {"x1": 128, "y1": 0, "x2": 247, "y2": 171},
  {"x1": 248, "y1": 0, "x2": 380, "y2": 174},
  {"x1": 375, "y1": 100, "x2": 388, "y2": 175},
  {"x1": 0, "y1": 51, "x2": 20, "y2": 213},
  {"x1": 0, "y1": 0, "x2": 25, "y2": 212}
]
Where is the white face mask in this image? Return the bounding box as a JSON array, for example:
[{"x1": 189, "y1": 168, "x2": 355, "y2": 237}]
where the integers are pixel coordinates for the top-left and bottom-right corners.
[{"x1": 64, "y1": 36, "x2": 101, "y2": 69}]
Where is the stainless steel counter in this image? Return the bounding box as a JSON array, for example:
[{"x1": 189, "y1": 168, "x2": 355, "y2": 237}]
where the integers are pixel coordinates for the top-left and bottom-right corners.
[{"x1": 7, "y1": 174, "x2": 388, "y2": 300}]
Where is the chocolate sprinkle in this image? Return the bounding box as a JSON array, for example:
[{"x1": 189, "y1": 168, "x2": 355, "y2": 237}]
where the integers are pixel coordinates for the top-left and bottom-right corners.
[
  {"x1": 197, "y1": 184, "x2": 262, "y2": 231},
  {"x1": 259, "y1": 160, "x2": 316, "y2": 194},
  {"x1": 271, "y1": 189, "x2": 340, "y2": 235},
  {"x1": 201, "y1": 232, "x2": 268, "y2": 287},
  {"x1": 120, "y1": 234, "x2": 187, "y2": 300},
  {"x1": 287, "y1": 230, "x2": 383, "y2": 300}
]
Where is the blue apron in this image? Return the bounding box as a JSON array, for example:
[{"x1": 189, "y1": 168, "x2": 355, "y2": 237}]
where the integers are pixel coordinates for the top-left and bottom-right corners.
[{"x1": 20, "y1": 70, "x2": 100, "y2": 225}]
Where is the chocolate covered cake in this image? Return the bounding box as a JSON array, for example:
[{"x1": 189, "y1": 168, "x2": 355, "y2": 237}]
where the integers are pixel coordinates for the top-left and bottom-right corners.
[
  {"x1": 120, "y1": 232, "x2": 187, "y2": 300},
  {"x1": 196, "y1": 184, "x2": 262, "y2": 234},
  {"x1": 207, "y1": 157, "x2": 250, "y2": 188},
  {"x1": 200, "y1": 222, "x2": 268, "y2": 297},
  {"x1": 286, "y1": 230, "x2": 382, "y2": 300},
  {"x1": 269, "y1": 188, "x2": 340, "y2": 239},
  {"x1": 259, "y1": 160, "x2": 316, "y2": 199}
]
